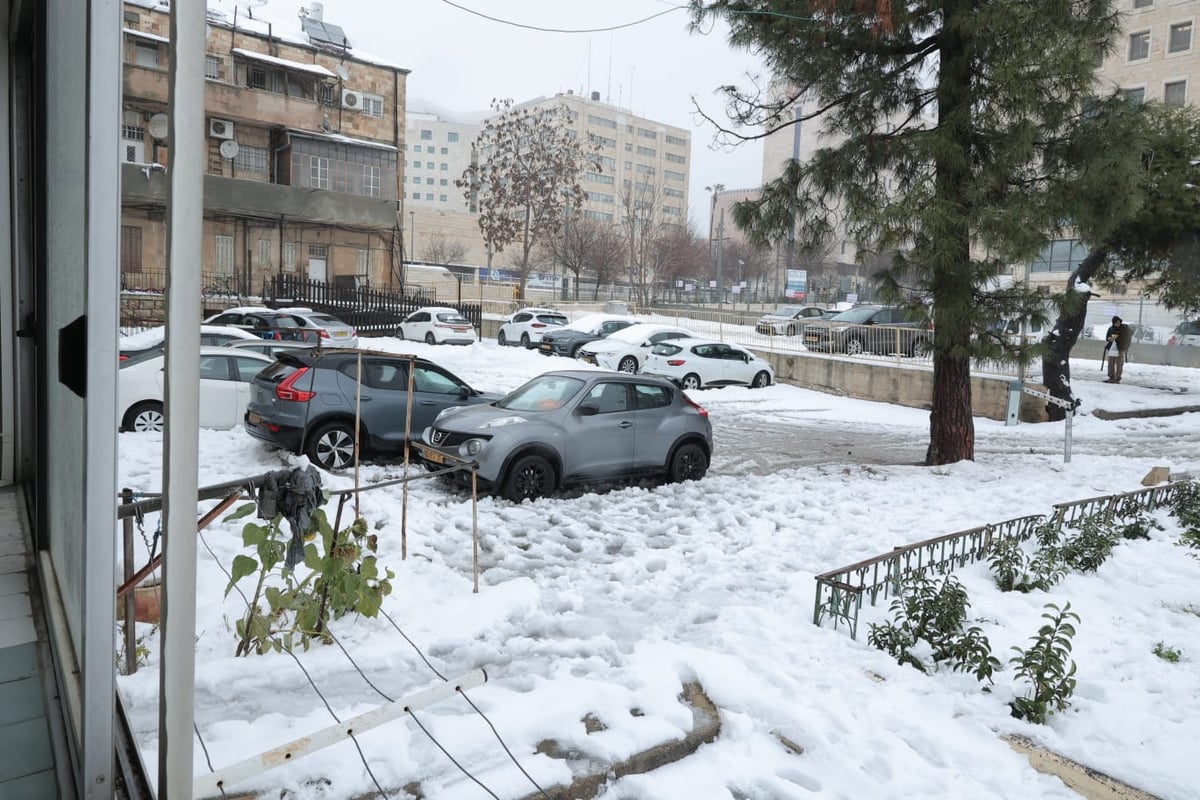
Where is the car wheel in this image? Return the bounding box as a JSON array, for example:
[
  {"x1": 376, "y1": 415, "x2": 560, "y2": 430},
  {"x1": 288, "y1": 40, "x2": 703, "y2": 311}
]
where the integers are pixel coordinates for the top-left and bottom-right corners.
[
  {"x1": 751, "y1": 370, "x2": 771, "y2": 389},
  {"x1": 502, "y1": 454, "x2": 555, "y2": 503},
  {"x1": 910, "y1": 337, "x2": 932, "y2": 358},
  {"x1": 306, "y1": 421, "x2": 356, "y2": 470},
  {"x1": 785, "y1": 324, "x2": 797, "y2": 336},
  {"x1": 845, "y1": 337, "x2": 864, "y2": 355},
  {"x1": 681, "y1": 373, "x2": 702, "y2": 391},
  {"x1": 520, "y1": 332, "x2": 530, "y2": 348},
  {"x1": 424, "y1": 332, "x2": 436, "y2": 345},
  {"x1": 498, "y1": 330, "x2": 508, "y2": 346},
  {"x1": 668, "y1": 442, "x2": 708, "y2": 483},
  {"x1": 123, "y1": 401, "x2": 164, "y2": 433},
  {"x1": 618, "y1": 355, "x2": 638, "y2": 373},
  {"x1": 395, "y1": 326, "x2": 405, "y2": 340},
  {"x1": 569, "y1": 343, "x2": 583, "y2": 358}
]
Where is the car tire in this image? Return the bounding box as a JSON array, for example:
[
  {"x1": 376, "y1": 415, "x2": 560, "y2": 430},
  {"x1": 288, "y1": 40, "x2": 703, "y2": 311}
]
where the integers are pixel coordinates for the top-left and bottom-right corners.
[
  {"x1": 786, "y1": 324, "x2": 797, "y2": 336},
  {"x1": 520, "y1": 332, "x2": 531, "y2": 348},
  {"x1": 681, "y1": 373, "x2": 702, "y2": 391},
  {"x1": 751, "y1": 370, "x2": 771, "y2": 389},
  {"x1": 618, "y1": 355, "x2": 638, "y2": 373},
  {"x1": 123, "y1": 401, "x2": 164, "y2": 433},
  {"x1": 668, "y1": 442, "x2": 708, "y2": 483},
  {"x1": 395, "y1": 326, "x2": 405, "y2": 340},
  {"x1": 424, "y1": 332, "x2": 436, "y2": 345},
  {"x1": 845, "y1": 337, "x2": 864, "y2": 355},
  {"x1": 306, "y1": 421, "x2": 356, "y2": 471},
  {"x1": 502, "y1": 453, "x2": 555, "y2": 503},
  {"x1": 498, "y1": 330, "x2": 508, "y2": 346},
  {"x1": 910, "y1": 337, "x2": 931, "y2": 358},
  {"x1": 569, "y1": 343, "x2": 583, "y2": 358}
]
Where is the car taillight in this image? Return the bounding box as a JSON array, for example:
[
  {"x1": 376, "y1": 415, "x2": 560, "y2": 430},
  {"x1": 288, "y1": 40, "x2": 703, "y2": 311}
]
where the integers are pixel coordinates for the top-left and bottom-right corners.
[
  {"x1": 276, "y1": 367, "x2": 315, "y2": 402},
  {"x1": 318, "y1": 329, "x2": 330, "y2": 338},
  {"x1": 667, "y1": 359, "x2": 686, "y2": 366},
  {"x1": 532, "y1": 322, "x2": 546, "y2": 328},
  {"x1": 683, "y1": 394, "x2": 709, "y2": 419},
  {"x1": 119, "y1": 354, "x2": 128, "y2": 361}
]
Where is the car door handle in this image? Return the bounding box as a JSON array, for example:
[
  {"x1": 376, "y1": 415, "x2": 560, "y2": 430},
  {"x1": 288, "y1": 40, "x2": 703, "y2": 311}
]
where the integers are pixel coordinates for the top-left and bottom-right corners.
[
  {"x1": 618, "y1": 420, "x2": 633, "y2": 429},
  {"x1": 359, "y1": 395, "x2": 373, "y2": 402},
  {"x1": 419, "y1": 400, "x2": 437, "y2": 406}
]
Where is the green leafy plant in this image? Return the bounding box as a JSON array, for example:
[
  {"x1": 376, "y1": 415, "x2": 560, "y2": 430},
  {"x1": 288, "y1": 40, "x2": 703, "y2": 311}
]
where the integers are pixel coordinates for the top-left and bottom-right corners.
[
  {"x1": 1009, "y1": 603, "x2": 1080, "y2": 724},
  {"x1": 988, "y1": 537, "x2": 1064, "y2": 593},
  {"x1": 225, "y1": 503, "x2": 393, "y2": 656},
  {"x1": 868, "y1": 572, "x2": 999, "y2": 682},
  {"x1": 1153, "y1": 642, "x2": 1182, "y2": 663},
  {"x1": 1170, "y1": 481, "x2": 1200, "y2": 556},
  {"x1": 1058, "y1": 518, "x2": 1119, "y2": 573}
]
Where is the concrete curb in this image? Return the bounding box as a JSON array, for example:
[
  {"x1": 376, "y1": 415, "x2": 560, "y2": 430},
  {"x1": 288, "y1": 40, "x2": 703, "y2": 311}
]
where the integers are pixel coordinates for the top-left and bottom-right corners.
[
  {"x1": 1092, "y1": 405, "x2": 1200, "y2": 420},
  {"x1": 1003, "y1": 734, "x2": 1163, "y2": 800}
]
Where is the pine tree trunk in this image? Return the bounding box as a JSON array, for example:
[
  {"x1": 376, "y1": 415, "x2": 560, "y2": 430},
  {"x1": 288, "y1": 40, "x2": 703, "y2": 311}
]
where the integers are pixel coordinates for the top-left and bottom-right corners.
[
  {"x1": 1041, "y1": 248, "x2": 1107, "y2": 421},
  {"x1": 926, "y1": 352, "x2": 975, "y2": 465}
]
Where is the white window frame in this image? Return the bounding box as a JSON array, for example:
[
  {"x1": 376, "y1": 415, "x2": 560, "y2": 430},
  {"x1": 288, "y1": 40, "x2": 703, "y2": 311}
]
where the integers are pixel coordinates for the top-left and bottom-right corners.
[
  {"x1": 257, "y1": 238, "x2": 272, "y2": 269},
  {"x1": 134, "y1": 42, "x2": 159, "y2": 68},
  {"x1": 363, "y1": 164, "x2": 381, "y2": 197},
  {"x1": 310, "y1": 155, "x2": 330, "y2": 189},
  {"x1": 1128, "y1": 30, "x2": 1151, "y2": 61},
  {"x1": 283, "y1": 241, "x2": 298, "y2": 273},
  {"x1": 363, "y1": 93, "x2": 385, "y2": 118},
  {"x1": 1168, "y1": 20, "x2": 1193, "y2": 53},
  {"x1": 1164, "y1": 79, "x2": 1187, "y2": 105},
  {"x1": 214, "y1": 235, "x2": 235, "y2": 275}
]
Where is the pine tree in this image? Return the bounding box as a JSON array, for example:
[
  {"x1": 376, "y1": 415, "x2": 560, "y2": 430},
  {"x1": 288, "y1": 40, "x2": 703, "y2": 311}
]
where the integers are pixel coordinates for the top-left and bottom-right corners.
[{"x1": 691, "y1": 0, "x2": 1124, "y2": 463}]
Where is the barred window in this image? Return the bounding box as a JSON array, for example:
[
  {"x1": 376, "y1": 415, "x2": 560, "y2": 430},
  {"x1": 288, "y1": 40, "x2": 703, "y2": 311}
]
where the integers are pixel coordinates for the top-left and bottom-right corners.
[
  {"x1": 235, "y1": 144, "x2": 269, "y2": 176},
  {"x1": 448, "y1": 131, "x2": 460, "y2": 142},
  {"x1": 121, "y1": 225, "x2": 143, "y2": 271},
  {"x1": 363, "y1": 93, "x2": 385, "y2": 118},
  {"x1": 214, "y1": 235, "x2": 235, "y2": 275},
  {"x1": 205, "y1": 55, "x2": 220, "y2": 80}
]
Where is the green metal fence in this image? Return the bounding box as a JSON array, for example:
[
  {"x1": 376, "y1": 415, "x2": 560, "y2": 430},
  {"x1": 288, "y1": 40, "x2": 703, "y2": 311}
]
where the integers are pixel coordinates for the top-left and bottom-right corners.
[{"x1": 812, "y1": 482, "x2": 1187, "y2": 639}]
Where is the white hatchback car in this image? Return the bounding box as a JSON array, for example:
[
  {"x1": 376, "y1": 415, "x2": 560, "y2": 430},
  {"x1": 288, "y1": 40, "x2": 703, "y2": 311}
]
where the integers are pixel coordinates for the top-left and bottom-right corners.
[
  {"x1": 641, "y1": 338, "x2": 774, "y2": 390},
  {"x1": 576, "y1": 323, "x2": 694, "y2": 373},
  {"x1": 395, "y1": 306, "x2": 477, "y2": 345},
  {"x1": 118, "y1": 346, "x2": 274, "y2": 432},
  {"x1": 276, "y1": 307, "x2": 359, "y2": 348},
  {"x1": 497, "y1": 307, "x2": 569, "y2": 348}
]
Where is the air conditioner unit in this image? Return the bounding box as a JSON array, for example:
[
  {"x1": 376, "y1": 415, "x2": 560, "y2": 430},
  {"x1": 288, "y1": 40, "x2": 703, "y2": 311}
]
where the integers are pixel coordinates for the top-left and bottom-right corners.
[
  {"x1": 208, "y1": 118, "x2": 234, "y2": 139},
  {"x1": 341, "y1": 89, "x2": 363, "y2": 110}
]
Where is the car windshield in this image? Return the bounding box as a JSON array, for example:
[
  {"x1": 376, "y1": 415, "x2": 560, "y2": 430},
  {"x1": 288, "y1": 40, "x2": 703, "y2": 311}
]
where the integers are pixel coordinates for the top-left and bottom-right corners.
[
  {"x1": 827, "y1": 307, "x2": 880, "y2": 324},
  {"x1": 768, "y1": 306, "x2": 801, "y2": 316},
  {"x1": 497, "y1": 374, "x2": 586, "y2": 412},
  {"x1": 607, "y1": 326, "x2": 663, "y2": 345},
  {"x1": 562, "y1": 314, "x2": 609, "y2": 333},
  {"x1": 436, "y1": 312, "x2": 471, "y2": 325}
]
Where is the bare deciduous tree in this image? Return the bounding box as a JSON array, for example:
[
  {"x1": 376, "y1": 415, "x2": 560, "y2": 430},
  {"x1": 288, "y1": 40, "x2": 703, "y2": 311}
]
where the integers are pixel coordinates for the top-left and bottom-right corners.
[
  {"x1": 457, "y1": 98, "x2": 599, "y2": 297},
  {"x1": 419, "y1": 233, "x2": 468, "y2": 265}
]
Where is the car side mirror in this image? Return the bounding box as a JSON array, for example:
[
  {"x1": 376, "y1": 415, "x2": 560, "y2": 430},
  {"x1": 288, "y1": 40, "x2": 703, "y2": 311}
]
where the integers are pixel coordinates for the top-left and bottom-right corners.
[
  {"x1": 458, "y1": 386, "x2": 471, "y2": 399},
  {"x1": 742, "y1": 353, "x2": 750, "y2": 362},
  {"x1": 576, "y1": 402, "x2": 600, "y2": 416}
]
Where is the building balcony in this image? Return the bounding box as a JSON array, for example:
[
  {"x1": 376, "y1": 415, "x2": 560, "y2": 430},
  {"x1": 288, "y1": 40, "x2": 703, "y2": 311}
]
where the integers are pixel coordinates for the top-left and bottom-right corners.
[{"x1": 120, "y1": 162, "x2": 396, "y2": 228}]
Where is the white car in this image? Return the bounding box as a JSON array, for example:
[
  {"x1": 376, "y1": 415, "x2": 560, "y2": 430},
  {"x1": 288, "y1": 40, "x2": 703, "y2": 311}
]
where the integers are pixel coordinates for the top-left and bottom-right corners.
[
  {"x1": 118, "y1": 346, "x2": 274, "y2": 432},
  {"x1": 276, "y1": 307, "x2": 359, "y2": 347},
  {"x1": 395, "y1": 306, "x2": 477, "y2": 345},
  {"x1": 119, "y1": 324, "x2": 261, "y2": 360},
  {"x1": 497, "y1": 307, "x2": 569, "y2": 348},
  {"x1": 576, "y1": 323, "x2": 694, "y2": 373},
  {"x1": 755, "y1": 305, "x2": 829, "y2": 336},
  {"x1": 641, "y1": 338, "x2": 774, "y2": 390}
]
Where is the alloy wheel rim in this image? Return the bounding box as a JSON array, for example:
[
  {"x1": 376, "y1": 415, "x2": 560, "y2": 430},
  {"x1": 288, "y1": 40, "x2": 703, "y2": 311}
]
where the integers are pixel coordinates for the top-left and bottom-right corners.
[{"x1": 317, "y1": 430, "x2": 354, "y2": 469}]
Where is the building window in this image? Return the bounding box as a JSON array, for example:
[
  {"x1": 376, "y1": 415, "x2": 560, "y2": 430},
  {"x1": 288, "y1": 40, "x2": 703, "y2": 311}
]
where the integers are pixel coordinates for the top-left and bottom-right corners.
[
  {"x1": 665, "y1": 170, "x2": 685, "y2": 182},
  {"x1": 425, "y1": 178, "x2": 434, "y2": 185},
  {"x1": 412, "y1": 191, "x2": 420, "y2": 199},
  {"x1": 439, "y1": 147, "x2": 448, "y2": 154},
  {"x1": 205, "y1": 54, "x2": 220, "y2": 80},
  {"x1": 638, "y1": 127, "x2": 657, "y2": 139},
  {"x1": 257, "y1": 238, "x2": 272, "y2": 269},
  {"x1": 440, "y1": 178, "x2": 448, "y2": 186},
  {"x1": 356, "y1": 248, "x2": 369, "y2": 277},
  {"x1": 214, "y1": 235, "x2": 235, "y2": 275},
  {"x1": 283, "y1": 242, "x2": 297, "y2": 273},
  {"x1": 439, "y1": 194, "x2": 448, "y2": 202},
  {"x1": 587, "y1": 114, "x2": 617, "y2": 129},
  {"x1": 124, "y1": 10, "x2": 140, "y2": 24},
  {"x1": 425, "y1": 192, "x2": 434, "y2": 200},
  {"x1": 624, "y1": 161, "x2": 632, "y2": 170},
  {"x1": 637, "y1": 146, "x2": 656, "y2": 157},
  {"x1": 636, "y1": 164, "x2": 656, "y2": 175},
  {"x1": 665, "y1": 134, "x2": 687, "y2": 147},
  {"x1": 234, "y1": 144, "x2": 269, "y2": 176},
  {"x1": 1165, "y1": 80, "x2": 1187, "y2": 105},
  {"x1": 625, "y1": 142, "x2": 633, "y2": 152},
  {"x1": 120, "y1": 225, "x2": 142, "y2": 271},
  {"x1": 1169, "y1": 21, "x2": 1192, "y2": 53},
  {"x1": 664, "y1": 187, "x2": 685, "y2": 198},
  {"x1": 121, "y1": 125, "x2": 144, "y2": 141},
  {"x1": 1133, "y1": 0, "x2": 1153, "y2": 7},
  {"x1": 448, "y1": 131, "x2": 459, "y2": 142},
  {"x1": 586, "y1": 172, "x2": 614, "y2": 185},
  {"x1": 590, "y1": 134, "x2": 616, "y2": 148},
  {"x1": 1123, "y1": 86, "x2": 1146, "y2": 104},
  {"x1": 666, "y1": 152, "x2": 686, "y2": 164},
  {"x1": 1128, "y1": 31, "x2": 1151, "y2": 60},
  {"x1": 1030, "y1": 238, "x2": 1087, "y2": 273},
  {"x1": 134, "y1": 42, "x2": 159, "y2": 68},
  {"x1": 583, "y1": 210, "x2": 613, "y2": 222},
  {"x1": 587, "y1": 191, "x2": 614, "y2": 203},
  {"x1": 440, "y1": 162, "x2": 448, "y2": 171},
  {"x1": 420, "y1": 129, "x2": 433, "y2": 140},
  {"x1": 363, "y1": 165, "x2": 381, "y2": 197},
  {"x1": 363, "y1": 93, "x2": 384, "y2": 117},
  {"x1": 310, "y1": 155, "x2": 329, "y2": 188}
]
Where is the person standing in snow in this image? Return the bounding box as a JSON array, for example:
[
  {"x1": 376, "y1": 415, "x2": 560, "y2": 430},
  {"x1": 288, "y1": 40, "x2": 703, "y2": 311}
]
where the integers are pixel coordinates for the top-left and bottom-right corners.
[{"x1": 1104, "y1": 316, "x2": 1132, "y2": 383}]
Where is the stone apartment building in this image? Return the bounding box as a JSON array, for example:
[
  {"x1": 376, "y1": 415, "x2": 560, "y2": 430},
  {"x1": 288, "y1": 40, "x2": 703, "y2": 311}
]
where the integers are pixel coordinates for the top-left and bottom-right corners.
[{"x1": 119, "y1": 0, "x2": 409, "y2": 296}]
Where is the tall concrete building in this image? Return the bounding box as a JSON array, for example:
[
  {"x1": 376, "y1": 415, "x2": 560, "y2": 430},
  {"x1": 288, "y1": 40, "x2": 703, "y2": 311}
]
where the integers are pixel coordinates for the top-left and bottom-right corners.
[
  {"x1": 120, "y1": 0, "x2": 409, "y2": 294},
  {"x1": 403, "y1": 106, "x2": 481, "y2": 211}
]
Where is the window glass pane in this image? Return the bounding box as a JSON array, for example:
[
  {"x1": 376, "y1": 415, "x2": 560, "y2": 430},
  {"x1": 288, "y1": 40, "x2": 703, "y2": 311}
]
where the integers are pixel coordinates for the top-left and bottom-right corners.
[
  {"x1": 1170, "y1": 22, "x2": 1192, "y2": 53},
  {"x1": 1129, "y1": 31, "x2": 1150, "y2": 60},
  {"x1": 1165, "y1": 80, "x2": 1187, "y2": 106}
]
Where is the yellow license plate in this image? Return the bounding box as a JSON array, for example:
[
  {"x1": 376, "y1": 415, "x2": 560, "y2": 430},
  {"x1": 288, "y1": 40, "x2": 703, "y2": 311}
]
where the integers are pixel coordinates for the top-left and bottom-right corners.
[
  {"x1": 420, "y1": 446, "x2": 445, "y2": 464},
  {"x1": 247, "y1": 411, "x2": 262, "y2": 425}
]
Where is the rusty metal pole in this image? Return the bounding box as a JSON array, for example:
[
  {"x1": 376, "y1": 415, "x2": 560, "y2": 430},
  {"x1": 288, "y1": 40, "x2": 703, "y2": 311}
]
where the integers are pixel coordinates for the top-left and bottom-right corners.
[
  {"x1": 122, "y1": 489, "x2": 136, "y2": 675},
  {"x1": 471, "y1": 465, "x2": 479, "y2": 594},
  {"x1": 402, "y1": 355, "x2": 415, "y2": 560},
  {"x1": 354, "y1": 351, "x2": 362, "y2": 519}
]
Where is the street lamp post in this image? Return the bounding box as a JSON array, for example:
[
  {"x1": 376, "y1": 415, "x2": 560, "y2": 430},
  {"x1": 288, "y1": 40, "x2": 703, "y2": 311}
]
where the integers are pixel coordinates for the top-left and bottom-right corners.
[
  {"x1": 409, "y1": 210, "x2": 415, "y2": 263},
  {"x1": 705, "y1": 183, "x2": 724, "y2": 306}
]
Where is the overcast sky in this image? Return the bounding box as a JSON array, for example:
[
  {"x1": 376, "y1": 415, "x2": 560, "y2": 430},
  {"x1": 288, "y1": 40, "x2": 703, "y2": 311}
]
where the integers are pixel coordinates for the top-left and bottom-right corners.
[{"x1": 318, "y1": 0, "x2": 768, "y2": 230}]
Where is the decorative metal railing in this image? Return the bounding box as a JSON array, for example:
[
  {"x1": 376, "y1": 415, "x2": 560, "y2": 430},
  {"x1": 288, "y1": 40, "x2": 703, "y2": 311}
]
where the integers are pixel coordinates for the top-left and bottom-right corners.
[{"x1": 812, "y1": 482, "x2": 1186, "y2": 639}]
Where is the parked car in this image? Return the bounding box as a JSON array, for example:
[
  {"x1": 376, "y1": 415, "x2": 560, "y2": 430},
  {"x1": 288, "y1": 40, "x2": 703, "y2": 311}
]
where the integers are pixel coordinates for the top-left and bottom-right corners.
[
  {"x1": 275, "y1": 307, "x2": 359, "y2": 347},
  {"x1": 755, "y1": 305, "x2": 829, "y2": 336},
  {"x1": 119, "y1": 346, "x2": 274, "y2": 432},
  {"x1": 497, "y1": 307, "x2": 569, "y2": 348},
  {"x1": 119, "y1": 324, "x2": 261, "y2": 362},
  {"x1": 244, "y1": 349, "x2": 498, "y2": 470},
  {"x1": 416, "y1": 370, "x2": 713, "y2": 502},
  {"x1": 641, "y1": 338, "x2": 774, "y2": 390},
  {"x1": 801, "y1": 304, "x2": 932, "y2": 356},
  {"x1": 576, "y1": 323, "x2": 694, "y2": 373},
  {"x1": 1169, "y1": 320, "x2": 1200, "y2": 347},
  {"x1": 538, "y1": 313, "x2": 636, "y2": 358},
  {"x1": 395, "y1": 306, "x2": 477, "y2": 345},
  {"x1": 223, "y1": 339, "x2": 316, "y2": 358},
  {"x1": 204, "y1": 309, "x2": 313, "y2": 342}
]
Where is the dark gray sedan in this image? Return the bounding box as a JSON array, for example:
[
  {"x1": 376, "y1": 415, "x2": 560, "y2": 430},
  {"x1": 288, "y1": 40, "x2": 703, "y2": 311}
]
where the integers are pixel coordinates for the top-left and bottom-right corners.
[
  {"x1": 538, "y1": 313, "x2": 636, "y2": 358},
  {"x1": 417, "y1": 370, "x2": 713, "y2": 502}
]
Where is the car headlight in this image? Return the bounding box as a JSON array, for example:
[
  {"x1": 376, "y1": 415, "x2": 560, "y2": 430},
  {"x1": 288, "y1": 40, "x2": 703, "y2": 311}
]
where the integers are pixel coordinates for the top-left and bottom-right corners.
[
  {"x1": 480, "y1": 415, "x2": 526, "y2": 428},
  {"x1": 461, "y1": 438, "x2": 486, "y2": 457}
]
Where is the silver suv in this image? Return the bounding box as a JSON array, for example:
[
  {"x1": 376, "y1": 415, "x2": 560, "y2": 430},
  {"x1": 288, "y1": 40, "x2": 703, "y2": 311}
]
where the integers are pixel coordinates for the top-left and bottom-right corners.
[{"x1": 417, "y1": 370, "x2": 713, "y2": 502}]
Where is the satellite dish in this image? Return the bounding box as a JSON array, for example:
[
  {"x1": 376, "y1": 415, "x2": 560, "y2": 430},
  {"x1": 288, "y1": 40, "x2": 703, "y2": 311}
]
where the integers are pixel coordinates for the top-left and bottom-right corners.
[
  {"x1": 148, "y1": 113, "x2": 168, "y2": 139},
  {"x1": 219, "y1": 139, "x2": 240, "y2": 160},
  {"x1": 335, "y1": 64, "x2": 350, "y2": 81}
]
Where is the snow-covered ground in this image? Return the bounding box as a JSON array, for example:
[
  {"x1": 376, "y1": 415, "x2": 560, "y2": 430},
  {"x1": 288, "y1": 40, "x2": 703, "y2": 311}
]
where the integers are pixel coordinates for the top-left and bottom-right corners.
[{"x1": 116, "y1": 338, "x2": 1200, "y2": 799}]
